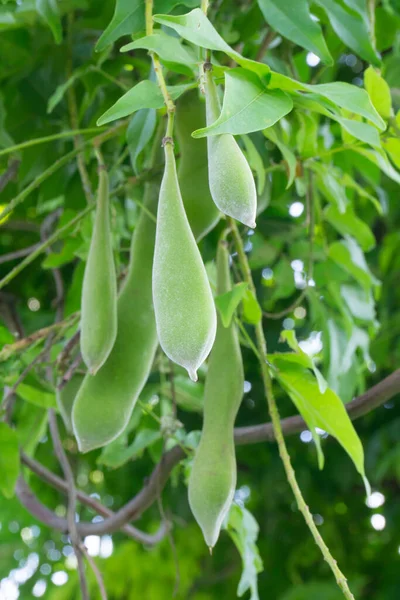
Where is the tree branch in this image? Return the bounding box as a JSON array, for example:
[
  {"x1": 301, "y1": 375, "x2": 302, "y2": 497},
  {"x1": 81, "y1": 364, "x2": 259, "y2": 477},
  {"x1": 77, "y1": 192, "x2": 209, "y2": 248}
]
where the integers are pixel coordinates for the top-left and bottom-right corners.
[
  {"x1": 0, "y1": 159, "x2": 20, "y2": 193},
  {"x1": 19, "y1": 452, "x2": 168, "y2": 544},
  {"x1": 18, "y1": 369, "x2": 400, "y2": 539}
]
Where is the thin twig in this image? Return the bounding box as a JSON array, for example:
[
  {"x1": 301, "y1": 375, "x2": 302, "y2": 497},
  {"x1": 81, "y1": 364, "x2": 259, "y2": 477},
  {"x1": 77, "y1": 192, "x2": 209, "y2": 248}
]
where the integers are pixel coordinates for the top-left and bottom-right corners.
[
  {"x1": 255, "y1": 28, "x2": 275, "y2": 61},
  {"x1": 0, "y1": 129, "x2": 105, "y2": 159},
  {"x1": 0, "y1": 243, "x2": 41, "y2": 265},
  {"x1": 0, "y1": 204, "x2": 94, "y2": 291},
  {"x1": 0, "y1": 124, "x2": 124, "y2": 224},
  {"x1": 48, "y1": 409, "x2": 89, "y2": 600},
  {"x1": 59, "y1": 352, "x2": 83, "y2": 390},
  {"x1": 80, "y1": 545, "x2": 108, "y2": 600},
  {"x1": 263, "y1": 290, "x2": 308, "y2": 320},
  {"x1": 157, "y1": 448, "x2": 180, "y2": 596},
  {"x1": 66, "y1": 12, "x2": 93, "y2": 204},
  {"x1": 20, "y1": 451, "x2": 167, "y2": 543},
  {"x1": 57, "y1": 330, "x2": 81, "y2": 374},
  {"x1": 0, "y1": 313, "x2": 78, "y2": 362},
  {"x1": 229, "y1": 217, "x2": 356, "y2": 600},
  {"x1": 0, "y1": 159, "x2": 20, "y2": 193}
]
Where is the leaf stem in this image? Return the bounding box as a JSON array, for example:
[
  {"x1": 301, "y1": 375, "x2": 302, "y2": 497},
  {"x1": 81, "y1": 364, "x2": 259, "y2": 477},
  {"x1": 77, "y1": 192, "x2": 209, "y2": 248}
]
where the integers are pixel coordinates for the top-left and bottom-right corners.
[{"x1": 229, "y1": 217, "x2": 356, "y2": 600}]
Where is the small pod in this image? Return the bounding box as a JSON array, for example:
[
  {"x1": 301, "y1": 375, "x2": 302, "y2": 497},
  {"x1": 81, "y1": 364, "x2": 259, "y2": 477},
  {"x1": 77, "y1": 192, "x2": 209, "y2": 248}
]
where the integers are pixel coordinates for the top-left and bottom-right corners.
[
  {"x1": 152, "y1": 143, "x2": 217, "y2": 382},
  {"x1": 176, "y1": 90, "x2": 220, "y2": 240},
  {"x1": 188, "y1": 239, "x2": 244, "y2": 548},
  {"x1": 205, "y1": 69, "x2": 257, "y2": 228},
  {"x1": 80, "y1": 169, "x2": 117, "y2": 374},
  {"x1": 72, "y1": 181, "x2": 159, "y2": 453}
]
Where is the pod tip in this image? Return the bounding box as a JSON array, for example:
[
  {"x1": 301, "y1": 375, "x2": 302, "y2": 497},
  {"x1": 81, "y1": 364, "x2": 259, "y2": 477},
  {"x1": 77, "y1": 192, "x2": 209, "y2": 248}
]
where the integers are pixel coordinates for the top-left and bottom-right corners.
[
  {"x1": 209, "y1": 546, "x2": 213, "y2": 555},
  {"x1": 249, "y1": 221, "x2": 256, "y2": 229},
  {"x1": 188, "y1": 368, "x2": 198, "y2": 382},
  {"x1": 89, "y1": 366, "x2": 99, "y2": 376}
]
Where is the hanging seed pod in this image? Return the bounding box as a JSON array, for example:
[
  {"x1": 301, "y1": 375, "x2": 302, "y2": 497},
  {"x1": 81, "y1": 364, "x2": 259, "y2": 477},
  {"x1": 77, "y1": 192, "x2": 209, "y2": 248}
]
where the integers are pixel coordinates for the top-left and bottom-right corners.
[
  {"x1": 188, "y1": 239, "x2": 244, "y2": 548},
  {"x1": 80, "y1": 169, "x2": 117, "y2": 374},
  {"x1": 176, "y1": 89, "x2": 220, "y2": 240},
  {"x1": 152, "y1": 143, "x2": 217, "y2": 382},
  {"x1": 72, "y1": 181, "x2": 159, "y2": 453},
  {"x1": 205, "y1": 69, "x2": 257, "y2": 228}
]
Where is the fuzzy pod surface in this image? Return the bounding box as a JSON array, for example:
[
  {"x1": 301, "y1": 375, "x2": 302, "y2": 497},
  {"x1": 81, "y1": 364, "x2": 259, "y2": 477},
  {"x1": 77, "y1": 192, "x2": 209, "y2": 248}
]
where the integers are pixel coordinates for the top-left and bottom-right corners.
[
  {"x1": 205, "y1": 69, "x2": 257, "y2": 229},
  {"x1": 188, "y1": 239, "x2": 244, "y2": 548},
  {"x1": 152, "y1": 143, "x2": 217, "y2": 382},
  {"x1": 72, "y1": 181, "x2": 159, "y2": 453},
  {"x1": 80, "y1": 169, "x2": 117, "y2": 374},
  {"x1": 176, "y1": 89, "x2": 220, "y2": 241}
]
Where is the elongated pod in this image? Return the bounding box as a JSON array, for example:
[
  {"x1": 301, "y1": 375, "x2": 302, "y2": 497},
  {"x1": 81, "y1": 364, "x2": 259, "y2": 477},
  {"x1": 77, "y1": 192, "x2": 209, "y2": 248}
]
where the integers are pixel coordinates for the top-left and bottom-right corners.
[
  {"x1": 188, "y1": 239, "x2": 244, "y2": 548},
  {"x1": 205, "y1": 69, "x2": 257, "y2": 228},
  {"x1": 80, "y1": 169, "x2": 117, "y2": 374},
  {"x1": 72, "y1": 181, "x2": 159, "y2": 453},
  {"x1": 176, "y1": 90, "x2": 220, "y2": 240},
  {"x1": 56, "y1": 374, "x2": 85, "y2": 434},
  {"x1": 153, "y1": 143, "x2": 217, "y2": 382}
]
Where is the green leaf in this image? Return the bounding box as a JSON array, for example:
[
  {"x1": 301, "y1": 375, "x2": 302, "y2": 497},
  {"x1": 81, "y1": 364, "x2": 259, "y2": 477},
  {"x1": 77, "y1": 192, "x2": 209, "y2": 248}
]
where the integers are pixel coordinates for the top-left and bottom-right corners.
[
  {"x1": 15, "y1": 403, "x2": 48, "y2": 457},
  {"x1": 98, "y1": 429, "x2": 162, "y2": 469},
  {"x1": 324, "y1": 204, "x2": 376, "y2": 251},
  {"x1": 0, "y1": 423, "x2": 19, "y2": 498},
  {"x1": 242, "y1": 289, "x2": 262, "y2": 324},
  {"x1": 224, "y1": 503, "x2": 263, "y2": 600},
  {"x1": 351, "y1": 147, "x2": 400, "y2": 184},
  {"x1": 153, "y1": 9, "x2": 271, "y2": 82},
  {"x1": 257, "y1": 0, "x2": 332, "y2": 64},
  {"x1": 383, "y1": 137, "x2": 400, "y2": 169},
  {"x1": 16, "y1": 382, "x2": 57, "y2": 409},
  {"x1": 126, "y1": 108, "x2": 157, "y2": 174},
  {"x1": 312, "y1": 163, "x2": 348, "y2": 213},
  {"x1": 215, "y1": 282, "x2": 248, "y2": 327},
  {"x1": 313, "y1": 0, "x2": 381, "y2": 66},
  {"x1": 96, "y1": 0, "x2": 144, "y2": 52},
  {"x1": 364, "y1": 66, "x2": 392, "y2": 120},
  {"x1": 121, "y1": 32, "x2": 196, "y2": 66},
  {"x1": 263, "y1": 127, "x2": 296, "y2": 188},
  {"x1": 273, "y1": 360, "x2": 366, "y2": 478},
  {"x1": 279, "y1": 329, "x2": 328, "y2": 394},
  {"x1": 341, "y1": 284, "x2": 376, "y2": 321},
  {"x1": 328, "y1": 237, "x2": 380, "y2": 292},
  {"x1": 270, "y1": 74, "x2": 385, "y2": 130},
  {"x1": 193, "y1": 69, "x2": 292, "y2": 137},
  {"x1": 97, "y1": 80, "x2": 193, "y2": 126},
  {"x1": 242, "y1": 135, "x2": 266, "y2": 195},
  {"x1": 335, "y1": 115, "x2": 381, "y2": 148},
  {"x1": 36, "y1": 0, "x2": 62, "y2": 44},
  {"x1": 47, "y1": 66, "x2": 89, "y2": 114}
]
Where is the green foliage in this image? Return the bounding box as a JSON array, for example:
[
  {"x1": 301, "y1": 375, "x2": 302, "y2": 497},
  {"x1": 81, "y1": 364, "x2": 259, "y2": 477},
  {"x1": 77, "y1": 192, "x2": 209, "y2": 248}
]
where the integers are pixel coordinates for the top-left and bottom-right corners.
[{"x1": 1, "y1": 0, "x2": 400, "y2": 598}]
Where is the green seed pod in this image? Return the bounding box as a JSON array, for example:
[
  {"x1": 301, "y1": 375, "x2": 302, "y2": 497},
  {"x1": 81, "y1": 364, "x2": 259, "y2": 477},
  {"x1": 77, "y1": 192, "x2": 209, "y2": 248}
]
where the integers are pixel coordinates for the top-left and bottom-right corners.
[
  {"x1": 56, "y1": 374, "x2": 85, "y2": 434},
  {"x1": 205, "y1": 69, "x2": 257, "y2": 228},
  {"x1": 80, "y1": 169, "x2": 117, "y2": 374},
  {"x1": 176, "y1": 90, "x2": 220, "y2": 240},
  {"x1": 153, "y1": 143, "x2": 217, "y2": 382},
  {"x1": 188, "y1": 239, "x2": 244, "y2": 548},
  {"x1": 72, "y1": 182, "x2": 159, "y2": 453}
]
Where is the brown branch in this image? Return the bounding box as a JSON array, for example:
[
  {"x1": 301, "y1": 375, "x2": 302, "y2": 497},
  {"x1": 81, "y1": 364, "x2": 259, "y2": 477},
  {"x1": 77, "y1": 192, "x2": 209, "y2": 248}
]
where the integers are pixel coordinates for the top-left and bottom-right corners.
[
  {"x1": 0, "y1": 313, "x2": 78, "y2": 361},
  {"x1": 256, "y1": 28, "x2": 276, "y2": 61},
  {"x1": 0, "y1": 159, "x2": 20, "y2": 193},
  {"x1": 20, "y1": 452, "x2": 168, "y2": 544},
  {"x1": 19, "y1": 369, "x2": 400, "y2": 539},
  {"x1": 0, "y1": 243, "x2": 41, "y2": 265},
  {"x1": 48, "y1": 409, "x2": 89, "y2": 600}
]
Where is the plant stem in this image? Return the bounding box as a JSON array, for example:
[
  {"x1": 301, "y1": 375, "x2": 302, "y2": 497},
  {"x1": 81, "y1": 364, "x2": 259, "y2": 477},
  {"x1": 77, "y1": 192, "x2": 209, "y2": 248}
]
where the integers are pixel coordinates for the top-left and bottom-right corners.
[
  {"x1": 145, "y1": 0, "x2": 175, "y2": 140},
  {"x1": 67, "y1": 12, "x2": 93, "y2": 204},
  {"x1": 0, "y1": 129, "x2": 105, "y2": 158},
  {"x1": 229, "y1": 217, "x2": 356, "y2": 600},
  {"x1": 0, "y1": 205, "x2": 94, "y2": 291}
]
